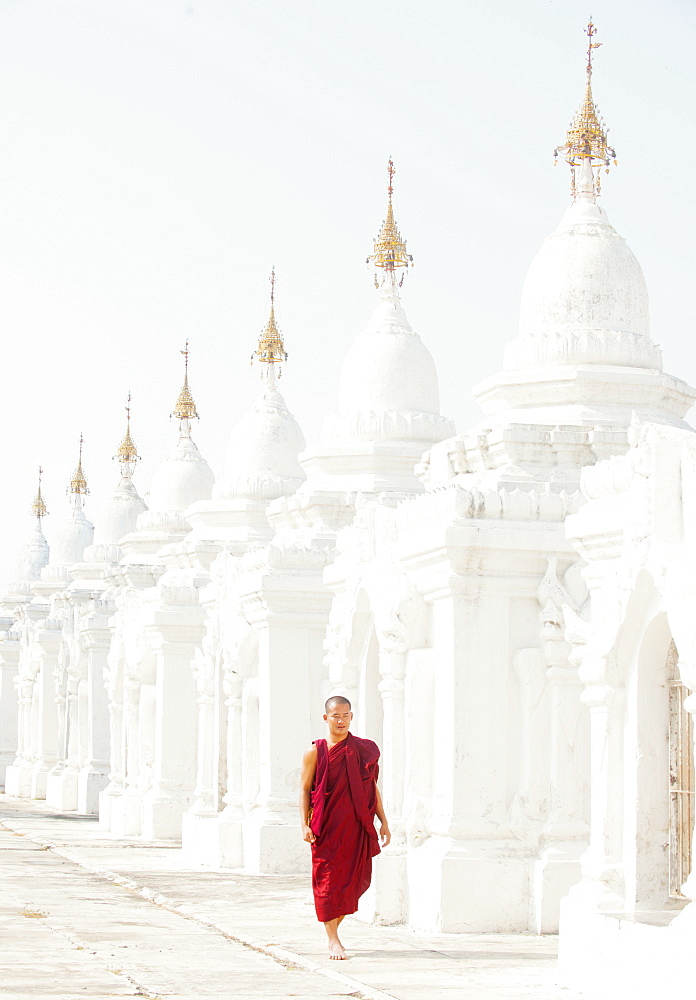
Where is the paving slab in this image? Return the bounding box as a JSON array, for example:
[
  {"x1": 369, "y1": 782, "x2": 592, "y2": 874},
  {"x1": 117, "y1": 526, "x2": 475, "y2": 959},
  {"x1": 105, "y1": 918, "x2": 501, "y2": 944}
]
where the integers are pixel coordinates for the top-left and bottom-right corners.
[{"x1": 0, "y1": 794, "x2": 590, "y2": 1000}]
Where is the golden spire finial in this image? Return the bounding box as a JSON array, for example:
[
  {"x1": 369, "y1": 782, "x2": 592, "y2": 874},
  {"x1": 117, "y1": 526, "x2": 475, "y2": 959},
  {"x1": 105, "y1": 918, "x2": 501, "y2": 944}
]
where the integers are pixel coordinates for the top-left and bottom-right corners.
[
  {"x1": 31, "y1": 466, "x2": 48, "y2": 524},
  {"x1": 114, "y1": 391, "x2": 140, "y2": 468},
  {"x1": 68, "y1": 434, "x2": 89, "y2": 496},
  {"x1": 366, "y1": 158, "x2": 413, "y2": 288},
  {"x1": 553, "y1": 19, "x2": 617, "y2": 198},
  {"x1": 172, "y1": 339, "x2": 199, "y2": 421},
  {"x1": 251, "y1": 267, "x2": 288, "y2": 376}
]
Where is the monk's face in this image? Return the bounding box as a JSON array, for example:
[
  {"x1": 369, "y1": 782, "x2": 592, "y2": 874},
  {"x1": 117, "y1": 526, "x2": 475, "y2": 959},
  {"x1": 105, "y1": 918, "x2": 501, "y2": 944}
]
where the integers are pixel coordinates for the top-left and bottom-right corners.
[{"x1": 324, "y1": 703, "x2": 353, "y2": 738}]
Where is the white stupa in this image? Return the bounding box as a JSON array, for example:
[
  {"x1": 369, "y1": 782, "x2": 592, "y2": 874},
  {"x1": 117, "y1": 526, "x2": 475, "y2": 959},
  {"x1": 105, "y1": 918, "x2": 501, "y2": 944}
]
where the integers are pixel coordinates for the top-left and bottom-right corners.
[
  {"x1": 14, "y1": 470, "x2": 50, "y2": 585},
  {"x1": 473, "y1": 51, "x2": 695, "y2": 434},
  {"x1": 302, "y1": 161, "x2": 454, "y2": 493},
  {"x1": 0, "y1": 469, "x2": 51, "y2": 614},
  {"x1": 80, "y1": 396, "x2": 148, "y2": 569},
  {"x1": 217, "y1": 271, "x2": 305, "y2": 502},
  {"x1": 187, "y1": 271, "x2": 305, "y2": 545},
  {"x1": 148, "y1": 344, "x2": 215, "y2": 515},
  {"x1": 40, "y1": 437, "x2": 94, "y2": 582},
  {"x1": 122, "y1": 345, "x2": 214, "y2": 564}
]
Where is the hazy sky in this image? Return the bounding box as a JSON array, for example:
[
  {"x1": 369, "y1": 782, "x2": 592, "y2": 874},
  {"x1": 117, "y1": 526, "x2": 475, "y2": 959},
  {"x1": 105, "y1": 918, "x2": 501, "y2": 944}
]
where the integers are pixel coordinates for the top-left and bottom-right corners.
[{"x1": 0, "y1": 0, "x2": 694, "y2": 581}]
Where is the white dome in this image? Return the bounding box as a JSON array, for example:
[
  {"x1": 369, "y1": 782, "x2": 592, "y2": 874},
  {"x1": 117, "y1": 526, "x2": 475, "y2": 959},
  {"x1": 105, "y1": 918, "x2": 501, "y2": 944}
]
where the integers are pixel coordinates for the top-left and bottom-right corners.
[
  {"x1": 505, "y1": 197, "x2": 662, "y2": 371},
  {"x1": 337, "y1": 283, "x2": 441, "y2": 414},
  {"x1": 94, "y1": 478, "x2": 148, "y2": 546},
  {"x1": 214, "y1": 384, "x2": 305, "y2": 501},
  {"x1": 148, "y1": 429, "x2": 214, "y2": 514},
  {"x1": 14, "y1": 524, "x2": 49, "y2": 582},
  {"x1": 51, "y1": 509, "x2": 94, "y2": 567}
]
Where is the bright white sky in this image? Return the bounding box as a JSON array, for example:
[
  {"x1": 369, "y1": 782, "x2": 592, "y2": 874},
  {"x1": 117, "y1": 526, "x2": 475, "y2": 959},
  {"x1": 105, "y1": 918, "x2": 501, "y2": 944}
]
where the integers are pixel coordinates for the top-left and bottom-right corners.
[{"x1": 0, "y1": 0, "x2": 694, "y2": 581}]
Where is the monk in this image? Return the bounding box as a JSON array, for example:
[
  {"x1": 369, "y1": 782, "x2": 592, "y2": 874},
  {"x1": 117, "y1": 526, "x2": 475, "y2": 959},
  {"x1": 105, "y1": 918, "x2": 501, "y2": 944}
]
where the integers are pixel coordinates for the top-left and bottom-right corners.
[{"x1": 299, "y1": 696, "x2": 390, "y2": 960}]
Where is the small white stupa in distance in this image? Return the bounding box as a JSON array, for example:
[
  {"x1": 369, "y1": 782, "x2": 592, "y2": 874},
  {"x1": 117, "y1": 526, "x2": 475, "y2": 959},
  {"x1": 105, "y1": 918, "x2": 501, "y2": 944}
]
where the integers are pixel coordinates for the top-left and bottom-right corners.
[
  {"x1": 82, "y1": 394, "x2": 147, "y2": 567},
  {"x1": 215, "y1": 269, "x2": 306, "y2": 503},
  {"x1": 147, "y1": 342, "x2": 215, "y2": 516},
  {"x1": 13, "y1": 469, "x2": 50, "y2": 587},
  {"x1": 186, "y1": 270, "x2": 306, "y2": 545},
  {"x1": 43, "y1": 436, "x2": 94, "y2": 580}
]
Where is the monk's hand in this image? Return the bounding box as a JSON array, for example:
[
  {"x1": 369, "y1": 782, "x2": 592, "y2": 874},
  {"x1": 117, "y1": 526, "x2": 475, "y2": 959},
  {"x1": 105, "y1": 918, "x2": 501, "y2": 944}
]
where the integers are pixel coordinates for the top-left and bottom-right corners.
[
  {"x1": 379, "y1": 823, "x2": 391, "y2": 848},
  {"x1": 302, "y1": 824, "x2": 316, "y2": 844}
]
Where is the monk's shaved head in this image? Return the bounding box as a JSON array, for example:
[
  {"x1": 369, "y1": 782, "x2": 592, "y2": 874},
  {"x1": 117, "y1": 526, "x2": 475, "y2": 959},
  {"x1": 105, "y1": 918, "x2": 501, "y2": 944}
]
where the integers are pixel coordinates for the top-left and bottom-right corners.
[{"x1": 325, "y1": 695, "x2": 351, "y2": 713}]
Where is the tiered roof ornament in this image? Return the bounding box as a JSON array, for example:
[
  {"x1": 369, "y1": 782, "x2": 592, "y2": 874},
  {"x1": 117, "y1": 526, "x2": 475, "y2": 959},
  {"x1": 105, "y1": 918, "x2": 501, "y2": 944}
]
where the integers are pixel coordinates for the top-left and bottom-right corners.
[
  {"x1": 114, "y1": 392, "x2": 140, "y2": 478},
  {"x1": 367, "y1": 158, "x2": 413, "y2": 288},
  {"x1": 68, "y1": 434, "x2": 89, "y2": 499},
  {"x1": 251, "y1": 268, "x2": 288, "y2": 383},
  {"x1": 31, "y1": 466, "x2": 48, "y2": 527},
  {"x1": 554, "y1": 19, "x2": 617, "y2": 200},
  {"x1": 172, "y1": 339, "x2": 199, "y2": 429}
]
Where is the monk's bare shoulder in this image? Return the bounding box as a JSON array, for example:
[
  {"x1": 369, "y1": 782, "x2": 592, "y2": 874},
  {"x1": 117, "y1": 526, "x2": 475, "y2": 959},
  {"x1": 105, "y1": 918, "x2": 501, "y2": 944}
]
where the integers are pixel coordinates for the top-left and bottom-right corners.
[{"x1": 300, "y1": 743, "x2": 318, "y2": 790}]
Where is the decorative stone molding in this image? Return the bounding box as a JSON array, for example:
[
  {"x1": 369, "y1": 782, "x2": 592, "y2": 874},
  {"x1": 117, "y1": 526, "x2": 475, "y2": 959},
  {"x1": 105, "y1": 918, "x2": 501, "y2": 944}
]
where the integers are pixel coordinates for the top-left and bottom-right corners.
[
  {"x1": 397, "y1": 482, "x2": 583, "y2": 529},
  {"x1": 321, "y1": 408, "x2": 455, "y2": 446}
]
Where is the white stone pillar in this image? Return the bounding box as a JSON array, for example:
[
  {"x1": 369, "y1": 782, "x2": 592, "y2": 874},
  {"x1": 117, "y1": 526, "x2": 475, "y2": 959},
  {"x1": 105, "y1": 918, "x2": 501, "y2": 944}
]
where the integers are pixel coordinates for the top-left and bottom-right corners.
[
  {"x1": 360, "y1": 637, "x2": 408, "y2": 925},
  {"x1": 239, "y1": 554, "x2": 331, "y2": 874},
  {"x1": 111, "y1": 677, "x2": 142, "y2": 836},
  {"x1": 404, "y1": 575, "x2": 526, "y2": 932},
  {"x1": 79, "y1": 615, "x2": 112, "y2": 814},
  {"x1": 566, "y1": 679, "x2": 625, "y2": 909},
  {"x1": 0, "y1": 635, "x2": 20, "y2": 785},
  {"x1": 532, "y1": 614, "x2": 590, "y2": 932},
  {"x1": 31, "y1": 625, "x2": 61, "y2": 799},
  {"x1": 99, "y1": 696, "x2": 123, "y2": 829},
  {"x1": 46, "y1": 676, "x2": 80, "y2": 811},
  {"x1": 141, "y1": 600, "x2": 203, "y2": 841}
]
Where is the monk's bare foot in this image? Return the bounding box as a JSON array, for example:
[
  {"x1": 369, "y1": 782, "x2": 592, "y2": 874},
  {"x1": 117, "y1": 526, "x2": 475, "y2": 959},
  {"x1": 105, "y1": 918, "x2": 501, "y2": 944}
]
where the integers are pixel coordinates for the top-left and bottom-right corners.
[{"x1": 328, "y1": 937, "x2": 347, "y2": 960}]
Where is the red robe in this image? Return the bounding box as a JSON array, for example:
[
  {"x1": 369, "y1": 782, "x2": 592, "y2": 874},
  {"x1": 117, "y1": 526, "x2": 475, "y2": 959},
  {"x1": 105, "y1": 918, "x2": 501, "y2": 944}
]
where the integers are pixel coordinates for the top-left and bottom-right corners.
[{"x1": 309, "y1": 732, "x2": 381, "y2": 922}]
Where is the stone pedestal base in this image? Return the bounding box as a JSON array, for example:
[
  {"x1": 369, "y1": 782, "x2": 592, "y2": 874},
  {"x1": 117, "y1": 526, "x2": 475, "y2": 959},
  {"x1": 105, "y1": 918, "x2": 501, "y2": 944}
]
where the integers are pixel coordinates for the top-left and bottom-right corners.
[
  {"x1": 356, "y1": 846, "x2": 408, "y2": 925},
  {"x1": 181, "y1": 810, "x2": 243, "y2": 868},
  {"x1": 77, "y1": 767, "x2": 108, "y2": 815},
  {"x1": 406, "y1": 836, "x2": 529, "y2": 932},
  {"x1": 46, "y1": 768, "x2": 79, "y2": 812},
  {"x1": 559, "y1": 888, "x2": 694, "y2": 1000},
  {"x1": 109, "y1": 789, "x2": 143, "y2": 837},
  {"x1": 4, "y1": 763, "x2": 32, "y2": 798},
  {"x1": 98, "y1": 785, "x2": 119, "y2": 830},
  {"x1": 242, "y1": 813, "x2": 310, "y2": 875},
  {"x1": 141, "y1": 789, "x2": 189, "y2": 841},
  {"x1": 30, "y1": 762, "x2": 52, "y2": 800},
  {"x1": 0, "y1": 750, "x2": 16, "y2": 787},
  {"x1": 531, "y1": 845, "x2": 583, "y2": 933}
]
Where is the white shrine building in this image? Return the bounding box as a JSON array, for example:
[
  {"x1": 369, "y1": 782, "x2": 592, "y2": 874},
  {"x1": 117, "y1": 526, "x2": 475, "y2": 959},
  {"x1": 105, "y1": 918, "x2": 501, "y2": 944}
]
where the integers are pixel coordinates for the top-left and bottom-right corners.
[{"x1": 0, "y1": 21, "x2": 694, "y2": 998}]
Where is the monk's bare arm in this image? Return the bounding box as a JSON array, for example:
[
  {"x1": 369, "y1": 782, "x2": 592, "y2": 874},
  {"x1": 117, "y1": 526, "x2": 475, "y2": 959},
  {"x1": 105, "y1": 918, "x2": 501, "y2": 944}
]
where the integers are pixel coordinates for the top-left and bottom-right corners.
[
  {"x1": 374, "y1": 782, "x2": 391, "y2": 847},
  {"x1": 299, "y1": 744, "x2": 317, "y2": 844}
]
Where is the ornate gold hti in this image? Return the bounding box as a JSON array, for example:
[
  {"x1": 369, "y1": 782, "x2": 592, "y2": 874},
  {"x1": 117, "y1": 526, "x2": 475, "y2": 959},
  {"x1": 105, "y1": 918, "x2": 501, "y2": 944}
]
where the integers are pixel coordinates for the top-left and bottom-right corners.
[
  {"x1": 554, "y1": 19, "x2": 617, "y2": 197},
  {"x1": 114, "y1": 392, "x2": 140, "y2": 467},
  {"x1": 172, "y1": 339, "x2": 199, "y2": 421},
  {"x1": 31, "y1": 466, "x2": 48, "y2": 523},
  {"x1": 68, "y1": 434, "x2": 89, "y2": 496},
  {"x1": 367, "y1": 158, "x2": 413, "y2": 288},
  {"x1": 251, "y1": 268, "x2": 288, "y2": 376}
]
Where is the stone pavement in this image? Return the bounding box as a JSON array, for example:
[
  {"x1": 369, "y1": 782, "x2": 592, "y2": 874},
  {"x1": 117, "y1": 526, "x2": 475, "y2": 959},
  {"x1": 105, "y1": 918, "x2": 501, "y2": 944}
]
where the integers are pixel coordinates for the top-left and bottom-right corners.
[{"x1": 0, "y1": 795, "x2": 589, "y2": 1000}]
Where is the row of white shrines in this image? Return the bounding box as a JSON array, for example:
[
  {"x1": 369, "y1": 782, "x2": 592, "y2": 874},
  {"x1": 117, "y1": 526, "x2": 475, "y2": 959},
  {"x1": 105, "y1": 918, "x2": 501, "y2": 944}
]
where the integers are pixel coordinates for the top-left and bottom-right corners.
[{"x1": 1, "y1": 46, "x2": 695, "y2": 1000}]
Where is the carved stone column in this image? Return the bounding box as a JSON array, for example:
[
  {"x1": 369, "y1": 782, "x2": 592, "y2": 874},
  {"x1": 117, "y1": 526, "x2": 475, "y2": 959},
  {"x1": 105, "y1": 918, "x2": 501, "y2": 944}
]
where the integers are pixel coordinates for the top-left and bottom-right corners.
[
  {"x1": 190, "y1": 649, "x2": 217, "y2": 818},
  {"x1": 98, "y1": 636, "x2": 125, "y2": 831},
  {"x1": 238, "y1": 544, "x2": 331, "y2": 874},
  {"x1": 78, "y1": 607, "x2": 112, "y2": 813},
  {"x1": 360, "y1": 626, "x2": 409, "y2": 925},
  {"x1": 30, "y1": 621, "x2": 62, "y2": 799},
  {"x1": 0, "y1": 632, "x2": 20, "y2": 785},
  {"x1": 111, "y1": 676, "x2": 142, "y2": 836},
  {"x1": 141, "y1": 587, "x2": 204, "y2": 841}
]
